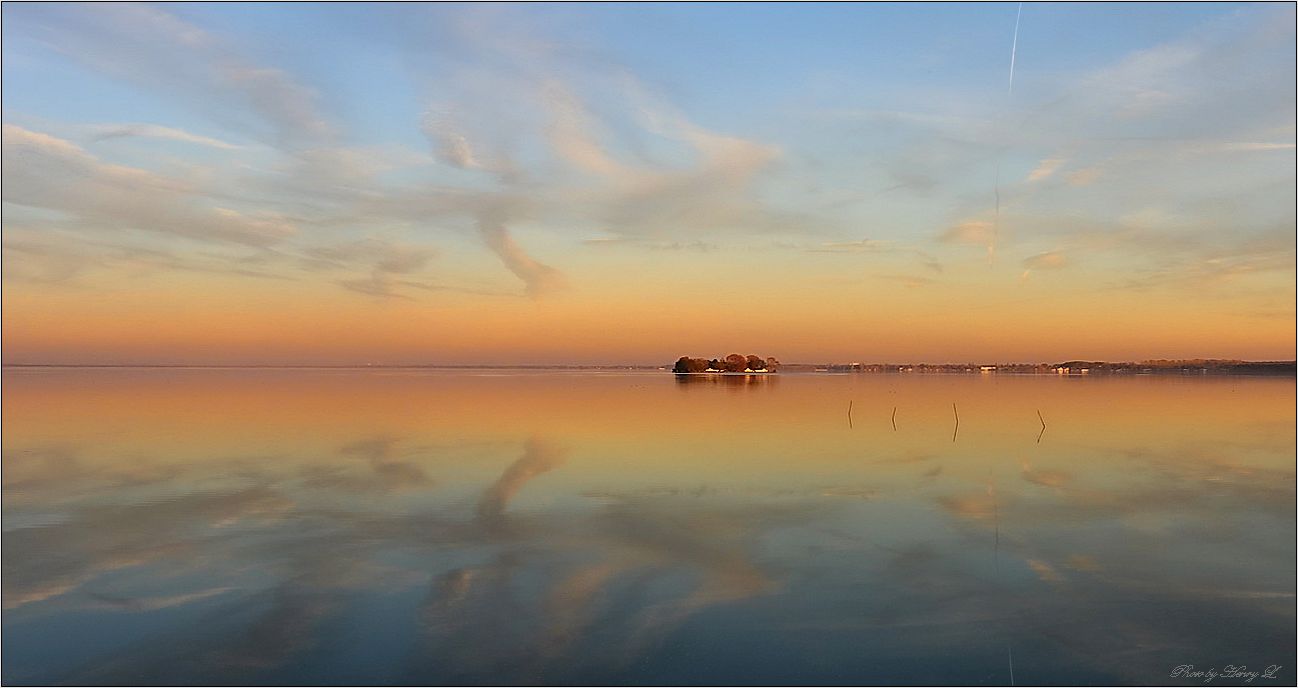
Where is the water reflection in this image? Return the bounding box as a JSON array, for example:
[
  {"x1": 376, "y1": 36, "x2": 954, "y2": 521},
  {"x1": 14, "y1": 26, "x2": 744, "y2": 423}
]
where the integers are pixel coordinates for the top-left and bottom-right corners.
[
  {"x1": 674, "y1": 372, "x2": 779, "y2": 388},
  {"x1": 476, "y1": 437, "x2": 566, "y2": 526},
  {"x1": 2, "y1": 369, "x2": 1293, "y2": 685}
]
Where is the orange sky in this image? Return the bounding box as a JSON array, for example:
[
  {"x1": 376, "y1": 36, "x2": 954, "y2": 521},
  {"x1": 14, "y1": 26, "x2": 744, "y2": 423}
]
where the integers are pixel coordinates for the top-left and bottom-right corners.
[{"x1": 3, "y1": 251, "x2": 1293, "y2": 365}]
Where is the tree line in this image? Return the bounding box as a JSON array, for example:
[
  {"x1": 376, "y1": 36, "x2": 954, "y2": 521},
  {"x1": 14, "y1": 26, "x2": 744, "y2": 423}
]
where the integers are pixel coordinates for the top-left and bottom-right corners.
[{"x1": 672, "y1": 354, "x2": 779, "y2": 373}]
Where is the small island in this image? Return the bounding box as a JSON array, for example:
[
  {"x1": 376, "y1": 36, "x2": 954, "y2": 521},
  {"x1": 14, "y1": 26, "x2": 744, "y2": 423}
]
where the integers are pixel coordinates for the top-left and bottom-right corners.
[{"x1": 672, "y1": 354, "x2": 780, "y2": 374}]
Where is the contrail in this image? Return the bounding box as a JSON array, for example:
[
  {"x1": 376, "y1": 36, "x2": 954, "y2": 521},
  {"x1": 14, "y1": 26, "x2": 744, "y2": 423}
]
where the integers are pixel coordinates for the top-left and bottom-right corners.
[
  {"x1": 991, "y1": 2, "x2": 1023, "y2": 265},
  {"x1": 1008, "y1": 2, "x2": 1023, "y2": 96}
]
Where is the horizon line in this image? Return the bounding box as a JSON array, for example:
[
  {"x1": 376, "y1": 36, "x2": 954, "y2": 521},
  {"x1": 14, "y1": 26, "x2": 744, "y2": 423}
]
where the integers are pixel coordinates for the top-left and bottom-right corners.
[{"x1": 4, "y1": 359, "x2": 1295, "y2": 370}]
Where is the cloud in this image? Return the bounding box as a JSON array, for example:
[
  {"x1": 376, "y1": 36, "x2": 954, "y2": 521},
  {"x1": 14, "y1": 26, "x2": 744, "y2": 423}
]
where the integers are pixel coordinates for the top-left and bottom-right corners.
[
  {"x1": 86, "y1": 123, "x2": 241, "y2": 150},
  {"x1": 1025, "y1": 157, "x2": 1066, "y2": 182},
  {"x1": 2, "y1": 125, "x2": 297, "y2": 247},
  {"x1": 1018, "y1": 250, "x2": 1071, "y2": 283},
  {"x1": 536, "y1": 79, "x2": 788, "y2": 240},
  {"x1": 303, "y1": 238, "x2": 440, "y2": 299},
  {"x1": 402, "y1": 22, "x2": 795, "y2": 244},
  {"x1": 416, "y1": 77, "x2": 798, "y2": 297},
  {"x1": 1196, "y1": 142, "x2": 1296, "y2": 154},
  {"x1": 406, "y1": 66, "x2": 790, "y2": 290},
  {"x1": 543, "y1": 81, "x2": 635, "y2": 181},
  {"x1": 1022, "y1": 251, "x2": 1068, "y2": 270},
  {"x1": 477, "y1": 216, "x2": 567, "y2": 298},
  {"x1": 1, "y1": 228, "x2": 296, "y2": 286},
  {"x1": 3, "y1": 3, "x2": 818, "y2": 299},
  {"x1": 1120, "y1": 249, "x2": 1294, "y2": 293},
  {"x1": 808, "y1": 239, "x2": 893, "y2": 254},
  {"x1": 583, "y1": 237, "x2": 719, "y2": 252},
  {"x1": 861, "y1": 4, "x2": 1293, "y2": 278},
  {"x1": 1, "y1": 232, "x2": 98, "y2": 285},
  {"x1": 939, "y1": 220, "x2": 994, "y2": 246},
  {"x1": 422, "y1": 108, "x2": 487, "y2": 172},
  {"x1": 16, "y1": 4, "x2": 330, "y2": 149}
]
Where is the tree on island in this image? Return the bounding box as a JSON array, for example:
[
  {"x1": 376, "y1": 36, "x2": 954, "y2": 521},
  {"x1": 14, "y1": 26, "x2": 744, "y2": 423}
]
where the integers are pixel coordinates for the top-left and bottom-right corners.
[
  {"x1": 672, "y1": 353, "x2": 779, "y2": 373},
  {"x1": 672, "y1": 357, "x2": 710, "y2": 373}
]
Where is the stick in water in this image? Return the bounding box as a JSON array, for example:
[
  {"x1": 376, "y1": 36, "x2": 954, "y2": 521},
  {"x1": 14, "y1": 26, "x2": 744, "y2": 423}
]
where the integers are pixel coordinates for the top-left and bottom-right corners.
[
  {"x1": 952, "y1": 402, "x2": 959, "y2": 443},
  {"x1": 891, "y1": 406, "x2": 897, "y2": 431},
  {"x1": 847, "y1": 400, "x2": 854, "y2": 429},
  {"x1": 1036, "y1": 408, "x2": 1046, "y2": 444}
]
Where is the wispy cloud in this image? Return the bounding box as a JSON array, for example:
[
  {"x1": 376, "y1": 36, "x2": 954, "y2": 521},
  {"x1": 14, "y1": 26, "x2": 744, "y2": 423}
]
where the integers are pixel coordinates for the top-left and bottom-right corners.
[
  {"x1": 422, "y1": 107, "x2": 495, "y2": 174},
  {"x1": 86, "y1": 123, "x2": 242, "y2": 150},
  {"x1": 303, "y1": 238, "x2": 441, "y2": 299},
  {"x1": 477, "y1": 216, "x2": 567, "y2": 298},
  {"x1": 1, "y1": 229, "x2": 296, "y2": 286},
  {"x1": 939, "y1": 220, "x2": 995, "y2": 247},
  {"x1": 1025, "y1": 157, "x2": 1066, "y2": 183},
  {"x1": 1020, "y1": 250, "x2": 1069, "y2": 282},
  {"x1": 20, "y1": 4, "x2": 330, "y2": 149},
  {"x1": 2, "y1": 125, "x2": 296, "y2": 247},
  {"x1": 808, "y1": 239, "x2": 893, "y2": 254}
]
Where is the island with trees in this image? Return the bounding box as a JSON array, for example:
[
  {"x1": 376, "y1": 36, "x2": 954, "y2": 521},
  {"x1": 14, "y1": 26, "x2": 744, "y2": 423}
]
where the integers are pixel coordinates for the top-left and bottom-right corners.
[{"x1": 672, "y1": 354, "x2": 780, "y2": 374}]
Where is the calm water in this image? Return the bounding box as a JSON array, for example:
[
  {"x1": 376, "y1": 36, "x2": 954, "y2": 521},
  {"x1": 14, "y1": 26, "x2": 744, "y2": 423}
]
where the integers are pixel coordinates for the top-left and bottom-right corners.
[{"x1": 2, "y1": 369, "x2": 1294, "y2": 685}]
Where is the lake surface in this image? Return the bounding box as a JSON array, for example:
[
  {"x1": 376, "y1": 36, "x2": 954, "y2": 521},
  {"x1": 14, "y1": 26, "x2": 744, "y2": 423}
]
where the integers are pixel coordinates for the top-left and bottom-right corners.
[{"x1": 2, "y1": 368, "x2": 1294, "y2": 685}]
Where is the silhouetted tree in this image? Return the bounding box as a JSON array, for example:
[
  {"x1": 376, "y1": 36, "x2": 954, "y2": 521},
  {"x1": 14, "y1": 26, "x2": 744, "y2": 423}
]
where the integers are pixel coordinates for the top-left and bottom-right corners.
[
  {"x1": 673, "y1": 353, "x2": 779, "y2": 373},
  {"x1": 673, "y1": 357, "x2": 709, "y2": 373}
]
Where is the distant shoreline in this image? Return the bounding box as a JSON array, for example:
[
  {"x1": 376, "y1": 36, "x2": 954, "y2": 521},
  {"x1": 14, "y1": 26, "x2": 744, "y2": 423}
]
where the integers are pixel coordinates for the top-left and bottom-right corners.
[
  {"x1": 672, "y1": 371, "x2": 777, "y2": 375},
  {"x1": 3, "y1": 361, "x2": 1294, "y2": 376}
]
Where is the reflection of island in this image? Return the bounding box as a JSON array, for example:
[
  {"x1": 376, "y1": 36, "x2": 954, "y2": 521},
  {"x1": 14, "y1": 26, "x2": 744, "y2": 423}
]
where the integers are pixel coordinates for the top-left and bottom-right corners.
[
  {"x1": 674, "y1": 372, "x2": 777, "y2": 387},
  {"x1": 672, "y1": 354, "x2": 779, "y2": 374}
]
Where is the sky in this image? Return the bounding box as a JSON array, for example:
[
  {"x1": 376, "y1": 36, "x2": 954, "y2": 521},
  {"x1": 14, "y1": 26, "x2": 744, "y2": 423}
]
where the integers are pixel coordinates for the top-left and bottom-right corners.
[{"x1": 2, "y1": 2, "x2": 1294, "y2": 365}]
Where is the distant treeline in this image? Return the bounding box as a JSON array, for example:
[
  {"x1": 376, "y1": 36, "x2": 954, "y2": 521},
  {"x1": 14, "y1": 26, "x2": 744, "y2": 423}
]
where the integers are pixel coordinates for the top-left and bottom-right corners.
[
  {"x1": 772, "y1": 360, "x2": 1296, "y2": 375},
  {"x1": 1055, "y1": 360, "x2": 1296, "y2": 375},
  {"x1": 673, "y1": 354, "x2": 779, "y2": 373}
]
